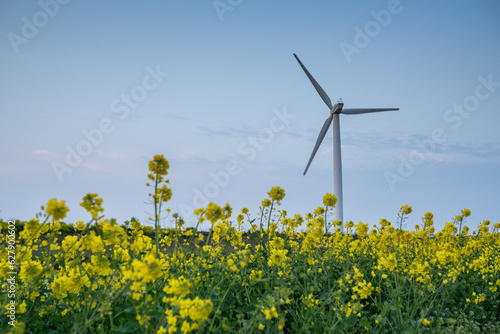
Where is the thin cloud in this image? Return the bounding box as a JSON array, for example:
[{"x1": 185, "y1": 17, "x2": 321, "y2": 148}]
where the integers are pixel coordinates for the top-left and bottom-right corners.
[
  {"x1": 164, "y1": 113, "x2": 192, "y2": 121},
  {"x1": 94, "y1": 150, "x2": 142, "y2": 161}
]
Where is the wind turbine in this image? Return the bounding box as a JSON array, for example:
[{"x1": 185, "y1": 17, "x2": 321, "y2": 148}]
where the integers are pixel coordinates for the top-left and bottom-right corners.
[{"x1": 294, "y1": 53, "x2": 399, "y2": 228}]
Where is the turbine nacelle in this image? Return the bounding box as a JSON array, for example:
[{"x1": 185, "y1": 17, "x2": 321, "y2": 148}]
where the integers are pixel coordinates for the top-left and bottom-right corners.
[{"x1": 331, "y1": 102, "x2": 344, "y2": 114}]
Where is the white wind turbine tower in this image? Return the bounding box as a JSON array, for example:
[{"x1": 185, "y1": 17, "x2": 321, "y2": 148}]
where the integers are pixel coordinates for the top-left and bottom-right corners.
[{"x1": 294, "y1": 54, "x2": 399, "y2": 230}]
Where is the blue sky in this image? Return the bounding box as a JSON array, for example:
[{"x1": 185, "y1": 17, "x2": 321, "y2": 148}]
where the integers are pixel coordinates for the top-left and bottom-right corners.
[{"x1": 1, "y1": 0, "x2": 499, "y2": 232}]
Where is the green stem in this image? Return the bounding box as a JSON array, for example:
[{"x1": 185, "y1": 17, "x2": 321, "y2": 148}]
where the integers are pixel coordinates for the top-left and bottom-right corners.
[
  {"x1": 207, "y1": 279, "x2": 232, "y2": 332},
  {"x1": 324, "y1": 206, "x2": 328, "y2": 234},
  {"x1": 266, "y1": 201, "x2": 275, "y2": 244},
  {"x1": 204, "y1": 227, "x2": 214, "y2": 247},
  {"x1": 259, "y1": 206, "x2": 265, "y2": 234},
  {"x1": 154, "y1": 174, "x2": 160, "y2": 257}
]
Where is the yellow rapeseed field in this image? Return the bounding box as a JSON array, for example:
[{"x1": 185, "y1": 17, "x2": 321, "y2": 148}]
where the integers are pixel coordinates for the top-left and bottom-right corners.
[{"x1": 1, "y1": 155, "x2": 499, "y2": 333}]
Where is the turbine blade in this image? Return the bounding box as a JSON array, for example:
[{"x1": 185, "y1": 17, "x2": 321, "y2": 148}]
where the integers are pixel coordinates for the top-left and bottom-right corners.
[
  {"x1": 341, "y1": 108, "x2": 399, "y2": 115},
  {"x1": 293, "y1": 54, "x2": 333, "y2": 110},
  {"x1": 304, "y1": 114, "x2": 333, "y2": 175}
]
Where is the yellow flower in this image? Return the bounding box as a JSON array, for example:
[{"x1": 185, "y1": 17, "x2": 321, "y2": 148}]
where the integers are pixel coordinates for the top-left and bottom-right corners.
[
  {"x1": 19, "y1": 260, "x2": 43, "y2": 280},
  {"x1": 378, "y1": 253, "x2": 397, "y2": 271},
  {"x1": 314, "y1": 206, "x2": 325, "y2": 215},
  {"x1": 80, "y1": 231, "x2": 104, "y2": 252},
  {"x1": 80, "y1": 193, "x2": 104, "y2": 219},
  {"x1": 262, "y1": 199, "x2": 272, "y2": 208},
  {"x1": 379, "y1": 218, "x2": 391, "y2": 228},
  {"x1": 227, "y1": 258, "x2": 238, "y2": 271},
  {"x1": 180, "y1": 320, "x2": 192, "y2": 333},
  {"x1": 122, "y1": 254, "x2": 162, "y2": 284},
  {"x1": 136, "y1": 314, "x2": 145, "y2": 325},
  {"x1": 74, "y1": 220, "x2": 86, "y2": 231},
  {"x1": 279, "y1": 318, "x2": 285, "y2": 330},
  {"x1": 423, "y1": 212, "x2": 434, "y2": 222},
  {"x1": 204, "y1": 202, "x2": 231, "y2": 224},
  {"x1": 177, "y1": 296, "x2": 213, "y2": 322},
  {"x1": 356, "y1": 280, "x2": 374, "y2": 299},
  {"x1": 51, "y1": 221, "x2": 61, "y2": 231},
  {"x1": 461, "y1": 208, "x2": 471, "y2": 217},
  {"x1": 250, "y1": 270, "x2": 264, "y2": 281},
  {"x1": 420, "y1": 318, "x2": 431, "y2": 326},
  {"x1": 355, "y1": 221, "x2": 369, "y2": 238},
  {"x1": 462, "y1": 226, "x2": 470, "y2": 235},
  {"x1": 401, "y1": 204, "x2": 412, "y2": 215},
  {"x1": 322, "y1": 193, "x2": 337, "y2": 207},
  {"x1": 163, "y1": 277, "x2": 191, "y2": 297},
  {"x1": 91, "y1": 253, "x2": 112, "y2": 276},
  {"x1": 157, "y1": 184, "x2": 172, "y2": 202},
  {"x1": 474, "y1": 293, "x2": 486, "y2": 304},
  {"x1": 148, "y1": 154, "x2": 169, "y2": 177},
  {"x1": 258, "y1": 323, "x2": 265, "y2": 330},
  {"x1": 18, "y1": 301, "x2": 27, "y2": 314},
  {"x1": 302, "y1": 294, "x2": 318, "y2": 308},
  {"x1": 45, "y1": 198, "x2": 70, "y2": 221},
  {"x1": 262, "y1": 306, "x2": 278, "y2": 320},
  {"x1": 268, "y1": 186, "x2": 285, "y2": 203},
  {"x1": 268, "y1": 248, "x2": 289, "y2": 267},
  {"x1": 346, "y1": 307, "x2": 352, "y2": 317}
]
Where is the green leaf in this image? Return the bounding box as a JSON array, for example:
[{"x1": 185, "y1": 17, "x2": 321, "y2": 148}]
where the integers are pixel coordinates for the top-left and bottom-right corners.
[
  {"x1": 114, "y1": 321, "x2": 138, "y2": 333},
  {"x1": 113, "y1": 306, "x2": 136, "y2": 318},
  {"x1": 347, "y1": 314, "x2": 358, "y2": 328}
]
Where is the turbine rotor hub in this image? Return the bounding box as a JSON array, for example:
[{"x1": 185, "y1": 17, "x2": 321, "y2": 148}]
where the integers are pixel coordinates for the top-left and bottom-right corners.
[{"x1": 331, "y1": 102, "x2": 344, "y2": 114}]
